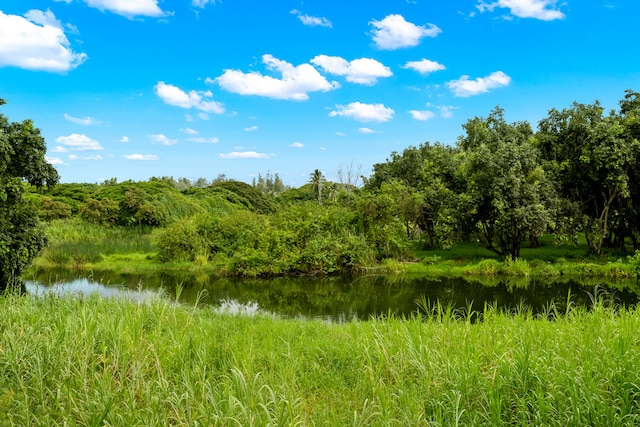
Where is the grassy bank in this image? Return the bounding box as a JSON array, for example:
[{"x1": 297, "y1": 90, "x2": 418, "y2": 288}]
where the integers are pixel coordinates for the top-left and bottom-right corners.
[
  {"x1": 31, "y1": 219, "x2": 640, "y2": 280},
  {"x1": 2, "y1": 292, "x2": 640, "y2": 425}
]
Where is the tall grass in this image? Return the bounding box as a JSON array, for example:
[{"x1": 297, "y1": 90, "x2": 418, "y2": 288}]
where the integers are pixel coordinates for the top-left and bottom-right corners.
[
  {"x1": 34, "y1": 218, "x2": 156, "y2": 270},
  {"x1": 2, "y1": 292, "x2": 640, "y2": 425}
]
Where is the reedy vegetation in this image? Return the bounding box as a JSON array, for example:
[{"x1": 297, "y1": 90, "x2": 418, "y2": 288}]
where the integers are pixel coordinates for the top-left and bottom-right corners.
[{"x1": 2, "y1": 292, "x2": 640, "y2": 425}]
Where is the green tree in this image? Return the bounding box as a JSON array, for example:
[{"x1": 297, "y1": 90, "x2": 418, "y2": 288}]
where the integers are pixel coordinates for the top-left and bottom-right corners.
[
  {"x1": 453, "y1": 107, "x2": 555, "y2": 258},
  {"x1": 538, "y1": 99, "x2": 637, "y2": 254},
  {"x1": 309, "y1": 169, "x2": 326, "y2": 205},
  {"x1": 0, "y1": 98, "x2": 59, "y2": 292}
]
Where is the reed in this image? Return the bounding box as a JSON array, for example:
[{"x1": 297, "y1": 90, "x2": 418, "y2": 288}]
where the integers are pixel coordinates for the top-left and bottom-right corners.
[{"x1": 2, "y1": 292, "x2": 640, "y2": 425}]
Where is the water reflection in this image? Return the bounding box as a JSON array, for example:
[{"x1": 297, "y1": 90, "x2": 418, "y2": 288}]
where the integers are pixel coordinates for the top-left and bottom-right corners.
[{"x1": 25, "y1": 268, "x2": 640, "y2": 322}]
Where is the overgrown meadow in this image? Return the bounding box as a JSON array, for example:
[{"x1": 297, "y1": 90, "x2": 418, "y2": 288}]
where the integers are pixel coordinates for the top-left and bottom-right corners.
[{"x1": 2, "y1": 292, "x2": 640, "y2": 425}]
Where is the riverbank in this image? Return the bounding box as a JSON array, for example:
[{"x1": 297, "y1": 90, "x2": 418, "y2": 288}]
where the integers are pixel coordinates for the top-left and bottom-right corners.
[
  {"x1": 2, "y1": 292, "x2": 640, "y2": 425},
  {"x1": 30, "y1": 224, "x2": 640, "y2": 280}
]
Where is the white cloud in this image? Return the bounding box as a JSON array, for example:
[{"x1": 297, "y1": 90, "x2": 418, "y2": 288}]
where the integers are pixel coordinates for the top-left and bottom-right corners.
[
  {"x1": 56, "y1": 134, "x2": 103, "y2": 151},
  {"x1": 370, "y1": 14, "x2": 441, "y2": 50},
  {"x1": 119, "y1": 136, "x2": 129, "y2": 142},
  {"x1": 46, "y1": 156, "x2": 64, "y2": 165},
  {"x1": 290, "y1": 9, "x2": 332, "y2": 28},
  {"x1": 329, "y1": 102, "x2": 395, "y2": 122},
  {"x1": 477, "y1": 0, "x2": 565, "y2": 20},
  {"x1": 289, "y1": 142, "x2": 304, "y2": 148},
  {"x1": 51, "y1": 146, "x2": 68, "y2": 153},
  {"x1": 155, "y1": 82, "x2": 225, "y2": 114},
  {"x1": 311, "y1": 55, "x2": 392, "y2": 85},
  {"x1": 69, "y1": 154, "x2": 102, "y2": 160},
  {"x1": 357, "y1": 127, "x2": 377, "y2": 134},
  {"x1": 213, "y1": 54, "x2": 340, "y2": 100},
  {"x1": 82, "y1": 0, "x2": 169, "y2": 18},
  {"x1": 244, "y1": 125, "x2": 258, "y2": 132},
  {"x1": 437, "y1": 106, "x2": 456, "y2": 118},
  {"x1": 403, "y1": 59, "x2": 446, "y2": 75},
  {"x1": 189, "y1": 137, "x2": 219, "y2": 143},
  {"x1": 192, "y1": 0, "x2": 216, "y2": 8},
  {"x1": 447, "y1": 71, "x2": 511, "y2": 97},
  {"x1": 125, "y1": 154, "x2": 159, "y2": 160},
  {"x1": 219, "y1": 151, "x2": 274, "y2": 159},
  {"x1": 148, "y1": 134, "x2": 177, "y2": 146},
  {"x1": 64, "y1": 113, "x2": 100, "y2": 125},
  {"x1": 198, "y1": 113, "x2": 210, "y2": 121},
  {"x1": 180, "y1": 127, "x2": 199, "y2": 135},
  {"x1": 336, "y1": 132, "x2": 346, "y2": 137},
  {"x1": 409, "y1": 110, "x2": 436, "y2": 121},
  {"x1": 0, "y1": 10, "x2": 87, "y2": 72}
]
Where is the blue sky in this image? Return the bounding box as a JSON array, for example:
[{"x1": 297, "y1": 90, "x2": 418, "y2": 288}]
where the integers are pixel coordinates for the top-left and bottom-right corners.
[{"x1": 1, "y1": 1, "x2": 638, "y2": 186}]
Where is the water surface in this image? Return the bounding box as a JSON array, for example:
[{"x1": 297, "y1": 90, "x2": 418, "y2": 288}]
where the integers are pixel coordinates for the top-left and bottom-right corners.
[{"x1": 26, "y1": 269, "x2": 640, "y2": 322}]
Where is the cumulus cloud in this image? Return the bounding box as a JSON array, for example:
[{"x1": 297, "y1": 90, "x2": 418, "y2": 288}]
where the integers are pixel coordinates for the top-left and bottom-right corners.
[
  {"x1": 477, "y1": 0, "x2": 565, "y2": 20},
  {"x1": 403, "y1": 59, "x2": 446, "y2": 75},
  {"x1": 244, "y1": 126, "x2": 258, "y2": 132},
  {"x1": 329, "y1": 102, "x2": 395, "y2": 122},
  {"x1": 192, "y1": 0, "x2": 216, "y2": 8},
  {"x1": 213, "y1": 54, "x2": 340, "y2": 100},
  {"x1": 311, "y1": 55, "x2": 392, "y2": 85},
  {"x1": 290, "y1": 9, "x2": 332, "y2": 27},
  {"x1": 46, "y1": 157, "x2": 64, "y2": 165},
  {"x1": 0, "y1": 10, "x2": 87, "y2": 72},
  {"x1": 447, "y1": 71, "x2": 511, "y2": 97},
  {"x1": 119, "y1": 136, "x2": 129, "y2": 142},
  {"x1": 370, "y1": 14, "x2": 441, "y2": 50},
  {"x1": 409, "y1": 110, "x2": 436, "y2": 121},
  {"x1": 69, "y1": 154, "x2": 102, "y2": 160},
  {"x1": 148, "y1": 134, "x2": 177, "y2": 146},
  {"x1": 180, "y1": 128, "x2": 199, "y2": 135},
  {"x1": 438, "y1": 106, "x2": 456, "y2": 118},
  {"x1": 218, "y1": 151, "x2": 274, "y2": 159},
  {"x1": 289, "y1": 142, "x2": 304, "y2": 148},
  {"x1": 64, "y1": 113, "x2": 100, "y2": 125},
  {"x1": 155, "y1": 82, "x2": 225, "y2": 114},
  {"x1": 189, "y1": 137, "x2": 219, "y2": 143},
  {"x1": 124, "y1": 154, "x2": 159, "y2": 160},
  {"x1": 82, "y1": 0, "x2": 169, "y2": 18},
  {"x1": 56, "y1": 134, "x2": 103, "y2": 151}
]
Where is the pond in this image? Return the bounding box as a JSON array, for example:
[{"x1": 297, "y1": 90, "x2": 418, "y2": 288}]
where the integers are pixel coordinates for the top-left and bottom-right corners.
[{"x1": 25, "y1": 269, "x2": 640, "y2": 322}]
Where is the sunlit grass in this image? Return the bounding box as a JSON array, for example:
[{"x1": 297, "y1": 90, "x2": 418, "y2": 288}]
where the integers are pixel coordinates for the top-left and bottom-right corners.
[{"x1": 2, "y1": 292, "x2": 640, "y2": 425}]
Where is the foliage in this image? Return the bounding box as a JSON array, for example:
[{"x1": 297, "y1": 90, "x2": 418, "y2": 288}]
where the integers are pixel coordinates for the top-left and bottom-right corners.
[
  {"x1": 210, "y1": 180, "x2": 277, "y2": 214},
  {"x1": 4, "y1": 294, "x2": 640, "y2": 425},
  {"x1": 453, "y1": 107, "x2": 556, "y2": 258},
  {"x1": 538, "y1": 99, "x2": 639, "y2": 254},
  {"x1": 308, "y1": 168, "x2": 326, "y2": 205},
  {"x1": 252, "y1": 170, "x2": 287, "y2": 195},
  {"x1": 0, "y1": 98, "x2": 59, "y2": 291}
]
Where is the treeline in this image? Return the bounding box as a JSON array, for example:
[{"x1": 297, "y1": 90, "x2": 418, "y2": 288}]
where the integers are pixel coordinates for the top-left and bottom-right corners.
[
  {"x1": 365, "y1": 90, "x2": 640, "y2": 258},
  {"x1": 28, "y1": 90, "x2": 640, "y2": 275}
]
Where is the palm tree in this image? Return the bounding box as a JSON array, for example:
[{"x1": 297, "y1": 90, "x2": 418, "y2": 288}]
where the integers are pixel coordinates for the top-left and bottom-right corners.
[{"x1": 309, "y1": 169, "x2": 325, "y2": 205}]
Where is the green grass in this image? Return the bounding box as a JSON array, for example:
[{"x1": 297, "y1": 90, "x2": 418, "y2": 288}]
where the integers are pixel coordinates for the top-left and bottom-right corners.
[
  {"x1": 2, "y1": 292, "x2": 640, "y2": 425},
  {"x1": 32, "y1": 220, "x2": 640, "y2": 280}
]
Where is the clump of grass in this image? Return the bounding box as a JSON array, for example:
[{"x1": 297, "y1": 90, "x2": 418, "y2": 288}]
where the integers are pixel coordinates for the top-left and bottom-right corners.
[
  {"x1": 3, "y1": 292, "x2": 640, "y2": 425},
  {"x1": 502, "y1": 256, "x2": 531, "y2": 276}
]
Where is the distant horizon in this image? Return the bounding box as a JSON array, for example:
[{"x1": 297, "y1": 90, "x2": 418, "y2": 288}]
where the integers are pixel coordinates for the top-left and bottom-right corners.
[{"x1": 2, "y1": 1, "x2": 638, "y2": 186}]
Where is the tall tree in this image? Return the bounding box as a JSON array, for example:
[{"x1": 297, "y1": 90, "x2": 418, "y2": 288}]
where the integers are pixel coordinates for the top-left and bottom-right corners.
[
  {"x1": 453, "y1": 108, "x2": 555, "y2": 258},
  {"x1": 1, "y1": 98, "x2": 59, "y2": 292},
  {"x1": 537, "y1": 100, "x2": 637, "y2": 254},
  {"x1": 309, "y1": 169, "x2": 325, "y2": 205}
]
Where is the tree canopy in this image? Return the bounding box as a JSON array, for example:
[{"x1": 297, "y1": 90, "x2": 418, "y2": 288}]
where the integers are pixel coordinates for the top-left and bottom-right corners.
[{"x1": 1, "y1": 98, "x2": 59, "y2": 291}]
